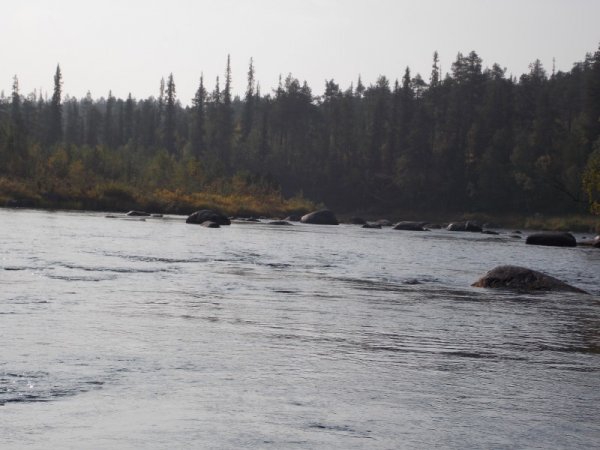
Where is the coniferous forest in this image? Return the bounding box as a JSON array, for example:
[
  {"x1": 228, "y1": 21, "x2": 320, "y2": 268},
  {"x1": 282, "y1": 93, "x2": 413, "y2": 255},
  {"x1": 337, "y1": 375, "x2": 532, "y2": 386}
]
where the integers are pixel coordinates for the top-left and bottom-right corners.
[{"x1": 1, "y1": 48, "x2": 599, "y2": 218}]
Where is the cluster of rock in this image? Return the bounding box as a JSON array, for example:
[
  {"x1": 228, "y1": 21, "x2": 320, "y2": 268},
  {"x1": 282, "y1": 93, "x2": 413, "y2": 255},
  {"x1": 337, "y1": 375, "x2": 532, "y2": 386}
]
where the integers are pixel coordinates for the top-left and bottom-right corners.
[
  {"x1": 100, "y1": 207, "x2": 598, "y2": 293},
  {"x1": 179, "y1": 208, "x2": 599, "y2": 255},
  {"x1": 116, "y1": 208, "x2": 598, "y2": 253}
]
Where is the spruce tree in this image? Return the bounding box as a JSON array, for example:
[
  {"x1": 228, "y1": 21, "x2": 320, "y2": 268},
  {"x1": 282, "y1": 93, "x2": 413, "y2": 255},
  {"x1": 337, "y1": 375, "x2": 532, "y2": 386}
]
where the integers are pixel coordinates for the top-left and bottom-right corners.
[
  {"x1": 242, "y1": 57, "x2": 255, "y2": 140},
  {"x1": 123, "y1": 93, "x2": 134, "y2": 144},
  {"x1": 8, "y1": 75, "x2": 26, "y2": 175},
  {"x1": 104, "y1": 90, "x2": 115, "y2": 147},
  {"x1": 219, "y1": 56, "x2": 234, "y2": 169},
  {"x1": 48, "y1": 64, "x2": 63, "y2": 146},
  {"x1": 164, "y1": 73, "x2": 177, "y2": 155},
  {"x1": 190, "y1": 74, "x2": 206, "y2": 158},
  {"x1": 430, "y1": 51, "x2": 440, "y2": 87}
]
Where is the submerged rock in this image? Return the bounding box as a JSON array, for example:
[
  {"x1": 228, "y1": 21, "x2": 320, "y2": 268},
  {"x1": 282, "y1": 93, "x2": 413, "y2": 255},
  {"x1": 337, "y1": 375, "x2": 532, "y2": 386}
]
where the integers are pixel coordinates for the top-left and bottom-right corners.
[
  {"x1": 393, "y1": 221, "x2": 428, "y2": 231},
  {"x1": 201, "y1": 221, "x2": 220, "y2": 228},
  {"x1": 126, "y1": 210, "x2": 151, "y2": 217},
  {"x1": 284, "y1": 214, "x2": 301, "y2": 222},
  {"x1": 300, "y1": 209, "x2": 339, "y2": 225},
  {"x1": 481, "y1": 230, "x2": 500, "y2": 235},
  {"x1": 268, "y1": 220, "x2": 292, "y2": 225},
  {"x1": 186, "y1": 209, "x2": 231, "y2": 225},
  {"x1": 447, "y1": 221, "x2": 482, "y2": 232},
  {"x1": 376, "y1": 219, "x2": 393, "y2": 227},
  {"x1": 525, "y1": 232, "x2": 576, "y2": 247},
  {"x1": 362, "y1": 223, "x2": 382, "y2": 229},
  {"x1": 472, "y1": 265, "x2": 587, "y2": 293},
  {"x1": 579, "y1": 235, "x2": 600, "y2": 248}
]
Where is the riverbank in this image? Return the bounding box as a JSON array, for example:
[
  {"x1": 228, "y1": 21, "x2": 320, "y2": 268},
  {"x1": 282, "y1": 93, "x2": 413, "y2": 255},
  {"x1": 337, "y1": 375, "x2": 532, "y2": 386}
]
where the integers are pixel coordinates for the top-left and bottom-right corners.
[
  {"x1": 0, "y1": 177, "x2": 316, "y2": 218},
  {"x1": 1, "y1": 176, "x2": 598, "y2": 232}
]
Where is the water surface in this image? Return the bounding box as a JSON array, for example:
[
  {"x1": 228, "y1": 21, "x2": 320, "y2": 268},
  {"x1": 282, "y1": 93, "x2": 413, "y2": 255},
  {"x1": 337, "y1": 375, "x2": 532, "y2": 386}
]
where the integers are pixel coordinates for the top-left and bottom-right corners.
[{"x1": 1, "y1": 209, "x2": 599, "y2": 449}]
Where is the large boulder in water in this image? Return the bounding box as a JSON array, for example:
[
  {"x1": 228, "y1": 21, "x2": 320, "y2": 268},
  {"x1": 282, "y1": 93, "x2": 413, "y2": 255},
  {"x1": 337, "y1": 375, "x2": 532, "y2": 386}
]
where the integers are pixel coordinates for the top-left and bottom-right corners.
[
  {"x1": 447, "y1": 221, "x2": 482, "y2": 232},
  {"x1": 525, "y1": 232, "x2": 576, "y2": 247},
  {"x1": 300, "y1": 209, "x2": 339, "y2": 225},
  {"x1": 186, "y1": 209, "x2": 231, "y2": 225},
  {"x1": 393, "y1": 221, "x2": 428, "y2": 231},
  {"x1": 472, "y1": 265, "x2": 587, "y2": 293}
]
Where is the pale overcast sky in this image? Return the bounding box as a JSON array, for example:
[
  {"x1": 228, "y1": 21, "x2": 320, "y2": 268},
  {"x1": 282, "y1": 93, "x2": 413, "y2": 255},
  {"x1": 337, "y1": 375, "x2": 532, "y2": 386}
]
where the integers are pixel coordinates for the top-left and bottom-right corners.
[{"x1": 1, "y1": 0, "x2": 599, "y2": 104}]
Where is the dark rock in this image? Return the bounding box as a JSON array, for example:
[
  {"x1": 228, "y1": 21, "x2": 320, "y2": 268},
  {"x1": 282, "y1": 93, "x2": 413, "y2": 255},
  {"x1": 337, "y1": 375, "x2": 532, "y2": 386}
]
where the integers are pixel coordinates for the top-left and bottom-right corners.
[
  {"x1": 447, "y1": 221, "x2": 482, "y2": 232},
  {"x1": 472, "y1": 265, "x2": 587, "y2": 293},
  {"x1": 151, "y1": 214, "x2": 163, "y2": 218},
  {"x1": 300, "y1": 209, "x2": 339, "y2": 225},
  {"x1": 376, "y1": 219, "x2": 393, "y2": 227},
  {"x1": 236, "y1": 217, "x2": 260, "y2": 222},
  {"x1": 525, "y1": 232, "x2": 576, "y2": 247},
  {"x1": 425, "y1": 223, "x2": 442, "y2": 229},
  {"x1": 126, "y1": 210, "x2": 151, "y2": 217},
  {"x1": 349, "y1": 217, "x2": 366, "y2": 225},
  {"x1": 513, "y1": 230, "x2": 522, "y2": 234},
  {"x1": 186, "y1": 209, "x2": 231, "y2": 225},
  {"x1": 481, "y1": 230, "x2": 500, "y2": 235},
  {"x1": 393, "y1": 221, "x2": 428, "y2": 231},
  {"x1": 268, "y1": 220, "x2": 292, "y2": 225},
  {"x1": 510, "y1": 234, "x2": 522, "y2": 239},
  {"x1": 284, "y1": 214, "x2": 301, "y2": 222},
  {"x1": 580, "y1": 235, "x2": 600, "y2": 248},
  {"x1": 201, "y1": 221, "x2": 220, "y2": 228},
  {"x1": 362, "y1": 223, "x2": 382, "y2": 229}
]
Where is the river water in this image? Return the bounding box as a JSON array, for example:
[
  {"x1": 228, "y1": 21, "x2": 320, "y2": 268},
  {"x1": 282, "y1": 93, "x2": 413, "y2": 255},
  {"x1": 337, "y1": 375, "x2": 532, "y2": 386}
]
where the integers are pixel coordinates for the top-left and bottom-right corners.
[{"x1": 1, "y1": 209, "x2": 599, "y2": 449}]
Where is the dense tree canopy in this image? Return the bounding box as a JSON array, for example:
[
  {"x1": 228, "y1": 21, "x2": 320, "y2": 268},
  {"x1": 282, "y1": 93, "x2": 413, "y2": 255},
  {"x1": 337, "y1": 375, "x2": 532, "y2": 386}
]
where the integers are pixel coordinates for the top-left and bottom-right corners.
[{"x1": 1, "y1": 48, "x2": 600, "y2": 215}]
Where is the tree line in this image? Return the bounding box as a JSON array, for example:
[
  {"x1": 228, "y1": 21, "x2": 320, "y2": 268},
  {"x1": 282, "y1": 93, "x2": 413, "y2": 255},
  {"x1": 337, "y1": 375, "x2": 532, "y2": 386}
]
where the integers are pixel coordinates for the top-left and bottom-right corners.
[{"x1": 1, "y1": 47, "x2": 599, "y2": 215}]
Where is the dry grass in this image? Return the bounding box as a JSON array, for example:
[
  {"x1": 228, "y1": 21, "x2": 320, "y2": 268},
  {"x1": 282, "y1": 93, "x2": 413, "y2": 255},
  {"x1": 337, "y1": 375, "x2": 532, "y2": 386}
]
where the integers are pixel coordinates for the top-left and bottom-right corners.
[{"x1": 0, "y1": 176, "x2": 316, "y2": 217}]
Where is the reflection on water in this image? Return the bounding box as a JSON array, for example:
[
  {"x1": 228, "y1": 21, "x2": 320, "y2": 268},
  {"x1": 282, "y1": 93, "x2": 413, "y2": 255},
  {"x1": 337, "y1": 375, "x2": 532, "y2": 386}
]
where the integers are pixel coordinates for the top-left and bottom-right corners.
[{"x1": 1, "y1": 209, "x2": 599, "y2": 449}]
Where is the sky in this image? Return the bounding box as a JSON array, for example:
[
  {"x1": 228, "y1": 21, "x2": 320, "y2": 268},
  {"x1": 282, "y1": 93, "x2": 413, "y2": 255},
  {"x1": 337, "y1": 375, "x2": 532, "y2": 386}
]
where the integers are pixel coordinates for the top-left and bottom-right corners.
[{"x1": 1, "y1": 0, "x2": 599, "y2": 104}]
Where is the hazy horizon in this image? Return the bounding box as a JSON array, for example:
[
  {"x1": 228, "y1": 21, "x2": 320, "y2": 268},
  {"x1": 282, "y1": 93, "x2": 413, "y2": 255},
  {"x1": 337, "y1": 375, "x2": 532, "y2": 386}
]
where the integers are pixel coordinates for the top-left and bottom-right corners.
[{"x1": 1, "y1": 0, "x2": 599, "y2": 104}]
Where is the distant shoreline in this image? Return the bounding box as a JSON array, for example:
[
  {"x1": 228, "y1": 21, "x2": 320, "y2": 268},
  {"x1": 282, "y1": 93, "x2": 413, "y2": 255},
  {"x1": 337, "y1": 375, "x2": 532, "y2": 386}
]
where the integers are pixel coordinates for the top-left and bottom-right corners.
[{"x1": 2, "y1": 201, "x2": 598, "y2": 234}]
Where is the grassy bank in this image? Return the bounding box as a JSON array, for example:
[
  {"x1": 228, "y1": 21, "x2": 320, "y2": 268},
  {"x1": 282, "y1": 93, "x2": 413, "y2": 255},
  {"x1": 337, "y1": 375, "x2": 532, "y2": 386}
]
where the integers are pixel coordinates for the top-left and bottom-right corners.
[
  {"x1": 0, "y1": 176, "x2": 316, "y2": 218},
  {"x1": 2, "y1": 176, "x2": 598, "y2": 232}
]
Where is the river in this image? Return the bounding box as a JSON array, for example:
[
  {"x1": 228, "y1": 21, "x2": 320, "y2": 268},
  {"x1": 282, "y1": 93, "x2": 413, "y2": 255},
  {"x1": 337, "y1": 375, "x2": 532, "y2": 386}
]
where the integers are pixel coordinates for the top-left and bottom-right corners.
[{"x1": 1, "y1": 209, "x2": 599, "y2": 449}]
